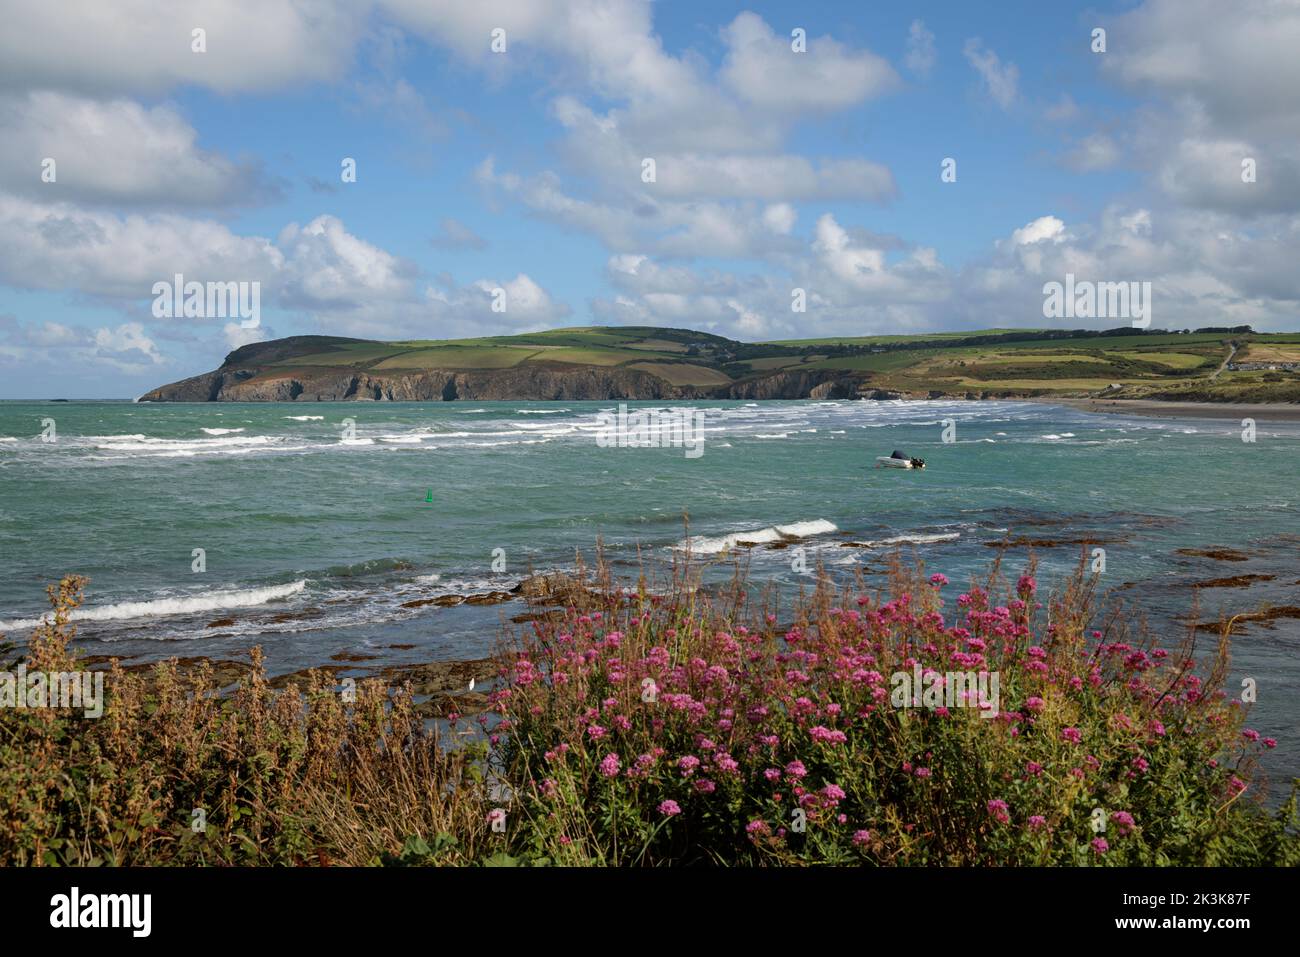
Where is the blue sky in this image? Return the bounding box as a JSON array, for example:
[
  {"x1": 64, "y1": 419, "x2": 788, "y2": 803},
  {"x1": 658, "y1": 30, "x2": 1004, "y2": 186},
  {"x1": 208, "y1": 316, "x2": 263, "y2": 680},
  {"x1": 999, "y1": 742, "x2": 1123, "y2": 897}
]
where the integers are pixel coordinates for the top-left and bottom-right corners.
[{"x1": 1, "y1": 0, "x2": 1297, "y2": 397}]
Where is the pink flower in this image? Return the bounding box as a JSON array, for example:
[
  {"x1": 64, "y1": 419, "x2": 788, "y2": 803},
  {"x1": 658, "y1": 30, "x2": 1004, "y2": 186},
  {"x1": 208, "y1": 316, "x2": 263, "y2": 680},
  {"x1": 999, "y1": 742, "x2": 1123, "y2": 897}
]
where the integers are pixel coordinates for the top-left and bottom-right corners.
[
  {"x1": 987, "y1": 799, "x2": 1010, "y2": 824},
  {"x1": 599, "y1": 753, "x2": 621, "y2": 778},
  {"x1": 809, "y1": 725, "x2": 847, "y2": 745},
  {"x1": 1264, "y1": 738, "x2": 1277, "y2": 749},
  {"x1": 678, "y1": 755, "x2": 701, "y2": 777},
  {"x1": 784, "y1": 760, "x2": 808, "y2": 780},
  {"x1": 657, "y1": 800, "x2": 681, "y2": 817},
  {"x1": 930, "y1": 573, "x2": 949, "y2": 587},
  {"x1": 1091, "y1": 837, "x2": 1109, "y2": 854},
  {"x1": 822, "y1": 784, "x2": 847, "y2": 803},
  {"x1": 1027, "y1": 815, "x2": 1048, "y2": 832},
  {"x1": 852, "y1": 830, "x2": 872, "y2": 847},
  {"x1": 914, "y1": 767, "x2": 932, "y2": 779},
  {"x1": 1061, "y1": 727, "x2": 1082, "y2": 744},
  {"x1": 1110, "y1": 811, "x2": 1136, "y2": 836}
]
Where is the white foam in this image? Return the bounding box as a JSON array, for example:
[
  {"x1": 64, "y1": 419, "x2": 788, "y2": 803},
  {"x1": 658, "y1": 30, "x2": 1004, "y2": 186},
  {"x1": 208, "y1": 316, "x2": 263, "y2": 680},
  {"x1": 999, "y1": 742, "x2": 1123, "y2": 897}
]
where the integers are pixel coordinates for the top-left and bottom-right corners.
[
  {"x1": 284, "y1": 415, "x2": 325, "y2": 421},
  {"x1": 96, "y1": 435, "x2": 273, "y2": 452},
  {"x1": 0, "y1": 580, "x2": 307, "y2": 630},
  {"x1": 201, "y1": 427, "x2": 245, "y2": 435},
  {"x1": 853, "y1": 532, "x2": 961, "y2": 548},
  {"x1": 680, "y1": 519, "x2": 838, "y2": 555}
]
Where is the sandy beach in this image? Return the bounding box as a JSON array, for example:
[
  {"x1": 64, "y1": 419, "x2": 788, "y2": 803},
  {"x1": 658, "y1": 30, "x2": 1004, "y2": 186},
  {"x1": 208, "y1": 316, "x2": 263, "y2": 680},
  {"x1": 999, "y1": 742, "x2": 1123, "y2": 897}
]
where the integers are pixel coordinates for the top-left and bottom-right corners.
[{"x1": 1044, "y1": 398, "x2": 1300, "y2": 422}]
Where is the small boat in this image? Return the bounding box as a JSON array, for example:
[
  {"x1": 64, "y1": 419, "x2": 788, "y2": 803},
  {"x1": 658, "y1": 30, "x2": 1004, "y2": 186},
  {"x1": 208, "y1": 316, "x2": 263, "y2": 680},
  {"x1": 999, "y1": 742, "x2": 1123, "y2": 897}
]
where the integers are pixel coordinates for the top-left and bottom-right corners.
[{"x1": 875, "y1": 450, "x2": 926, "y2": 469}]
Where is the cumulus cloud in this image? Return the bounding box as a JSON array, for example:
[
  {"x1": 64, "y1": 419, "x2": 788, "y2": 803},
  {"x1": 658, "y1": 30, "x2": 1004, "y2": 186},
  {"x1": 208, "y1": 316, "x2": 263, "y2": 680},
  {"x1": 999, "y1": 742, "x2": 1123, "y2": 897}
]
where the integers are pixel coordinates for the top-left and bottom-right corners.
[
  {"x1": 0, "y1": 193, "x2": 571, "y2": 343},
  {"x1": 719, "y1": 12, "x2": 900, "y2": 112},
  {"x1": 1010, "y1": 216, "x2": 1067, "y2": 247},
  {"x1": 0, "y1": 91, "x2": 278, "y2": 206},
  {"x1": 0, "y1": 0, "x2": 367, "y2": 96},
  {"x1": 0, "y1": 194, "x2": 281, "y2": 298},
  {"x1": 961, "y1": 205, "x2": 1300, "y2": 331},
  {"x1": 0, "y1": 315, "x2": 165, "y2": 374},
  {"x1": 1101, "y1": 0, "x2": 1300, "y2": 138},
  {"x1": 1098, "y1": 0, "x2": 1300, "y2": 217}
]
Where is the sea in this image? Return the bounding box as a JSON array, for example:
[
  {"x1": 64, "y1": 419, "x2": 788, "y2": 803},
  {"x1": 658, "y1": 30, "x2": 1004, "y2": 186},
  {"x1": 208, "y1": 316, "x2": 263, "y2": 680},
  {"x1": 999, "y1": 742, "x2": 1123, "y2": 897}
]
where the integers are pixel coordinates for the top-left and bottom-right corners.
[{"x1": 1, "y1": 398, "x2": 1297, "y2": 788}]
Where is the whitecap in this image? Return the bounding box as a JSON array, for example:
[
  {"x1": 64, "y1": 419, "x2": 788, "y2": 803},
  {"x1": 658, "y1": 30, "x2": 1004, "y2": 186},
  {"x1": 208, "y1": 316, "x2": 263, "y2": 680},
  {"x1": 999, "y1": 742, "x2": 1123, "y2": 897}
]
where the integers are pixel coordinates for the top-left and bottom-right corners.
[
  {"x1": 0, "y1": 580, "x2": 307, "y2": 630},
  {"x1": 679, "y1": 519, "x2": 838, "y2": 555}
]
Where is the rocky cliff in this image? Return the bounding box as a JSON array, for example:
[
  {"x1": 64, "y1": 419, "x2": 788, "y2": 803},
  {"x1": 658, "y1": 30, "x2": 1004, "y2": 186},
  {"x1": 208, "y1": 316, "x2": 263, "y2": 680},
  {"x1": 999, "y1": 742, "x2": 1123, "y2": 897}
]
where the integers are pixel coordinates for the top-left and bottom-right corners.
[{"x1": 140, "y1": 355, "x2": 870, "y2": 403}]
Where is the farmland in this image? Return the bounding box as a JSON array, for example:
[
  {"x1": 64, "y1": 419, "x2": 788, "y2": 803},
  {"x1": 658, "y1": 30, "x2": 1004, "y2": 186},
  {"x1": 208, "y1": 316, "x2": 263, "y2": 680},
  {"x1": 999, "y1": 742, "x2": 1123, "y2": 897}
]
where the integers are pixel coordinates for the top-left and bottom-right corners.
[{"x1": 147, "y1": 325, "x2": 1300, "y2": 403}]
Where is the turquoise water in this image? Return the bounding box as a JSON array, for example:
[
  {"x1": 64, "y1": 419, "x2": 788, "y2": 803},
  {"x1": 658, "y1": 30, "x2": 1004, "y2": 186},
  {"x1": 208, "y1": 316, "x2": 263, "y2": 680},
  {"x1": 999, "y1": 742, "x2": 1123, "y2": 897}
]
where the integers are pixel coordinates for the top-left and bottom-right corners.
[{"x1": 1, "y1": 398, "x2": 1297, "y2": 785}]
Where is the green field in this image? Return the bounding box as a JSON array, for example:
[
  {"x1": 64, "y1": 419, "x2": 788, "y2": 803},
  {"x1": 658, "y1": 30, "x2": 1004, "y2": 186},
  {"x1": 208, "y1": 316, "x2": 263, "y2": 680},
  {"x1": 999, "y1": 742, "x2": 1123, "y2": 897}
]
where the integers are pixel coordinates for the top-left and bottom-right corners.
[{"x1": 222, "y1": 325, "x2": 1300, "y2": 401}]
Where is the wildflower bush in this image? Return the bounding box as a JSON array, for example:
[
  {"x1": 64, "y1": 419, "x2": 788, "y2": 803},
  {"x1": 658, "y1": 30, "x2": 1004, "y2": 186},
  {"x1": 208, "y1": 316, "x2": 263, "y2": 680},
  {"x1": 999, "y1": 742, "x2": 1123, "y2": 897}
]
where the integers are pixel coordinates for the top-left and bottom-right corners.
[
  {"x1": 0, "y1": 556, "x2": 1296, "y2": 866},
  {"x1": 0, "y1": 578, "x2": 493, "y2": 866},
  {"x1": 491, "y1": 556, "x2": 1298, "y2": 866}
]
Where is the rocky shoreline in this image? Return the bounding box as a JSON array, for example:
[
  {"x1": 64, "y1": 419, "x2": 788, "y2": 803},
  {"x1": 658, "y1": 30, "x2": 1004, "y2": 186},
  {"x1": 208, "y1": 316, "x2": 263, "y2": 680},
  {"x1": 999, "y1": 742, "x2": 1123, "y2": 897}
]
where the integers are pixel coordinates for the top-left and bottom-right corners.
[{"x1": 73, "y1": 538, "x2": 1300, "y2": 721}]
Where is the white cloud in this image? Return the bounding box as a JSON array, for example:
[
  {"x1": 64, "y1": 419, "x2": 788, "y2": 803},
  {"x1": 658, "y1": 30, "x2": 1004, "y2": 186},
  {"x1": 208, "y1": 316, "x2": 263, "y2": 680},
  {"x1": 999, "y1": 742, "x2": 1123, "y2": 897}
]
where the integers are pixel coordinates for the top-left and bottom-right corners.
[
  {"x1": 904, "y1": 20, "x2": 936, "y2": 77},
  {"x1": 0, "y1": 193, "x2": 571, "y2": 342},
  {"x1": 0, "y1": 91, "x2": 277, "y2": 206},
  {"x1": 0, "y1": 315, "x2": 165, "y2": 374},
  {"x1": 0, "y1": 0, "x2": 367, "y2": 96},
  {"x1": 1044, "y1": 94, "x2": 1078, "y2": 123},
  {"x1": 1010, "y1": 216, "x2": 1067, "y2": 246},
  {"x1": 430, "y1": 217, "x2": 488, "y2": 250},
  {"x1": 654, "y1": 154, "x2": 894, "y2": 202},
  {"x1": 763, "y1": 203, "x2": 797, "y2": 235},
  {"x1": 1101, "y1": 0, "x2": 1300, "y2": 138},
  {"x1": 1063, "y1": 133, "x2": 1121, "y2": 172},
  {"x1": 0, "y1": 193, "x2": 281, "y2": 298},
  {"x1": 93, "y1": 322, "x2": 164, "y2": 370},
  {"x1": 963, "y1": 38, "x2": 1018, "y2": 109},
  {"x1": 222, "y1": 322, "x2": 267, "y2": 351},
  {"x1": 277, "y1": 215, "x2": 418, "y2": 309},
  {"x1": 719, "y1": 12, "x2": 899, "y2": 112}
]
